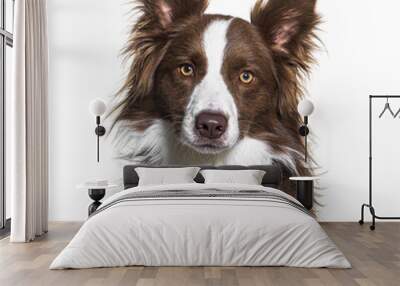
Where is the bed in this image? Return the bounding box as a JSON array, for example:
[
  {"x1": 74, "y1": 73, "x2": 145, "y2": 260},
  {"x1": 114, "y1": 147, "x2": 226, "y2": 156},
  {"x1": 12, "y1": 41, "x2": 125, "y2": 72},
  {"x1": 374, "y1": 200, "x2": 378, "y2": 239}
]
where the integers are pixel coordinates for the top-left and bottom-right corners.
[{"x1": 50, "y1": 165, "x2": 350, "y2": 269}]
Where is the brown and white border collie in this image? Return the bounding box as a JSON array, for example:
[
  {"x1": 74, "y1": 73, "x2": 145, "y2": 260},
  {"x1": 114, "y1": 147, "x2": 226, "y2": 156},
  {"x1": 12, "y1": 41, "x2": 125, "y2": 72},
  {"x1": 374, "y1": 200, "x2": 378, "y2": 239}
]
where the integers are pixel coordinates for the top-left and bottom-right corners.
[{"x1": 112, "y1": 0, "x2": 320, "y2": 179}]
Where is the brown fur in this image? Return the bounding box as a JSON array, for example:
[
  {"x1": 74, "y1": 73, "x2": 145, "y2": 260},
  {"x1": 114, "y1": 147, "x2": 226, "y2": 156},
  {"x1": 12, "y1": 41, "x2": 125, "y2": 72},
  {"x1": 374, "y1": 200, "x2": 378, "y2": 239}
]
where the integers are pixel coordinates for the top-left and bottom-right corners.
[
  {"x1": 112, "y1": 0, "x2": 321, "y2": 189},
  {"x1": 250, "y1": 0, "x2": 321, "y2": 178},
  {"x1": 115, "y1": 0, "x2": 209, "y2": 127}
]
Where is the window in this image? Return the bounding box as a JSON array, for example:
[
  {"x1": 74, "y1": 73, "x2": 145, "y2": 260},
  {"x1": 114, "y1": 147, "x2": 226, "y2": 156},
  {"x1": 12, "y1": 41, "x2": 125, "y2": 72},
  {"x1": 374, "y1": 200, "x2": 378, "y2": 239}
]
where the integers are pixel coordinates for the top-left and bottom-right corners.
[{"x1": 0, "y1": 0, "x2": 14, "y2": 234}]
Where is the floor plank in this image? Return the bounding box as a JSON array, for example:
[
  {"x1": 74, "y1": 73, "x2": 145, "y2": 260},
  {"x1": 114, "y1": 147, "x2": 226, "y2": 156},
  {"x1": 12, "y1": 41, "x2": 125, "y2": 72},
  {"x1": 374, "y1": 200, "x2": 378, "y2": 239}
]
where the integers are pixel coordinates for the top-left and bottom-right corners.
[{"x1": 0, "y1": 222, "x2": 399, "y2": 286}]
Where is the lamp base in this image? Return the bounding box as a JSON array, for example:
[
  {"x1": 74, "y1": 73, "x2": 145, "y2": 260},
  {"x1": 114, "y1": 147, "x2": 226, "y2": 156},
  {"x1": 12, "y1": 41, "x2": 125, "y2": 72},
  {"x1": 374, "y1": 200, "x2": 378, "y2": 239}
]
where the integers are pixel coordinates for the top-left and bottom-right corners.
[
  {"x1": 95, "y1": 126, "x2": 106, "y2": 136},
  {"x1": 299, "y1": 125, "x2": 309, "y2": 136}
]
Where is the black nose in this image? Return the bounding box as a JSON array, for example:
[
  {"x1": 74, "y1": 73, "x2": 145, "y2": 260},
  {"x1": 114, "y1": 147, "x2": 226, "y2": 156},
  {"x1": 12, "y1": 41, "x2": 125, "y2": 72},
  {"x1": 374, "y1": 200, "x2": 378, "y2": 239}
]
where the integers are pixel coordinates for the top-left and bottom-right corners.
[{"x1": 195, "y1": 112, "x2": 228, "y2": 139}]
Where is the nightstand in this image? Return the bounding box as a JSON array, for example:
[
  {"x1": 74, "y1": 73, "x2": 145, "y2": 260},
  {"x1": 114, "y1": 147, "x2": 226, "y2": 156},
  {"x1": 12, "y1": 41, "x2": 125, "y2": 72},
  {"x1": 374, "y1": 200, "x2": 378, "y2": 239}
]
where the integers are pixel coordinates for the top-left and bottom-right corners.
[
  {"x1": 77, "y1": 183, "x2": 119, "y2": 216},
  {"x1": 289, "y1": 177, "x2": 318, "y2": 210}
]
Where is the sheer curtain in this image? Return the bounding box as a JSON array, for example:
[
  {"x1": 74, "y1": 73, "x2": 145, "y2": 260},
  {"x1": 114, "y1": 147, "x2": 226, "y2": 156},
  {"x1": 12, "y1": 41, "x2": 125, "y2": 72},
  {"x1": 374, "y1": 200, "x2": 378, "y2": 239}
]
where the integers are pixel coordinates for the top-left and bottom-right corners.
[{"x1": 9, "y1": 0, "x2": 48, "y2": 242}]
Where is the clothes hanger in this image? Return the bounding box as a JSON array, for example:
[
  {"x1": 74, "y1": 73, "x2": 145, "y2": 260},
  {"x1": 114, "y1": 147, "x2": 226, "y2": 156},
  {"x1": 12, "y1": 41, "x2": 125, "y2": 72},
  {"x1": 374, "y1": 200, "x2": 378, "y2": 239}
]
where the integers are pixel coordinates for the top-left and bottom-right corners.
[
  {"x1": 394, "y1": 106, "x2": 400, "y2": 118},
  {"x1": 379, "y1": 97, "x2": 395, "y2": 118}
]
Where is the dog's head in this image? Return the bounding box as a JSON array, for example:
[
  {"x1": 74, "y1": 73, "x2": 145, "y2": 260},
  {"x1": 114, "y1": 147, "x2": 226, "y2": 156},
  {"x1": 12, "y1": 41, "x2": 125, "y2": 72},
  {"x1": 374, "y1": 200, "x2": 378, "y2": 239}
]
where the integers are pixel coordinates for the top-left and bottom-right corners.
[{"x1": 115, "y1": 0, "x2": 319, "y2": 155}]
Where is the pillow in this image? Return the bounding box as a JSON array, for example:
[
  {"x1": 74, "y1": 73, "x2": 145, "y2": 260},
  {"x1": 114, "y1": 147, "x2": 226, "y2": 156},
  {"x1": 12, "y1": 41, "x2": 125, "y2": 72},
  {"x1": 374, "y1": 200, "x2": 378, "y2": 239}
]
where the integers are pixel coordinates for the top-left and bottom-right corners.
[
  {"x1": 200, "y1": 169, "x2": 266, "y2": 185},
  {"x1": 135, "y1": 167, "x2": 200, "y2": 186}
]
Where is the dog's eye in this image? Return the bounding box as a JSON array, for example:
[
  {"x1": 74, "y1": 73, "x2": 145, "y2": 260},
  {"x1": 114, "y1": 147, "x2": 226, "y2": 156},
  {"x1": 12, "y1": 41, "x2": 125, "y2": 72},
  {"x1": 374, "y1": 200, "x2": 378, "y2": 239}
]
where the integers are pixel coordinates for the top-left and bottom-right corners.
[
  {"x1": 179, "y1": 64, "x2": 195, "y2": 77},
  {"x1": 239, "y1": 71, "x2": 254, "y2": 84}
]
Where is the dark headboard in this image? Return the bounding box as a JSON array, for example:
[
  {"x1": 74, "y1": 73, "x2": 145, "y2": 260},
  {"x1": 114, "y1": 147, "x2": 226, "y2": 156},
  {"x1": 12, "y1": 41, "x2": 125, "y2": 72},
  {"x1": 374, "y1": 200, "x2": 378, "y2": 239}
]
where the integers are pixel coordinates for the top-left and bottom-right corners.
[{"x1": 123, "y1": 165, "x2": 282, "y2": 189}]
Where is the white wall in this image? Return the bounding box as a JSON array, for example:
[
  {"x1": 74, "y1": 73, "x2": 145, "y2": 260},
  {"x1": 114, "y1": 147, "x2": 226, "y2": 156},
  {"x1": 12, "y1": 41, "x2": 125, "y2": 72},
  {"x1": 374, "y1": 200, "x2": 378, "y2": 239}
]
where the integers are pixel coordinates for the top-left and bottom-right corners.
[
  {"x1": 48, "y1": 0, "x2": 128, "y2": 220},
  {"x1": 48, "y1": 0, "x2": 400, "y2": 221}
]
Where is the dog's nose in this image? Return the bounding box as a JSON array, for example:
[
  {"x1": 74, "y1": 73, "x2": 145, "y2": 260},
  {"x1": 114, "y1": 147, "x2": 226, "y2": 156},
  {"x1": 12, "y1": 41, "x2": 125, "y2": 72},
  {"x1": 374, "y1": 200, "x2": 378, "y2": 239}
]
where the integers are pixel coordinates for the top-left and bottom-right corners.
[{"x1": 195, "y1": 112, "x2": 228, "y2": 139}]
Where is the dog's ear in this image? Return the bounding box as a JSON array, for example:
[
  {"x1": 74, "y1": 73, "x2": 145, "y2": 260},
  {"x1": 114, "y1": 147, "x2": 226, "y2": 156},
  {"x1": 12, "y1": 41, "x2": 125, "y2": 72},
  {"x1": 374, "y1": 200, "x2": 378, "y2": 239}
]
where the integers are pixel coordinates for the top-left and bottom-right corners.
[
  {"x1": 115, "y1": 0, "x2": 208, "y2": 122},
  {"x1": 137, "y1": 0, "x2": 209, "y2": 29},
  {"x1": 251, "y1": 0, "x2": 319, "y2": 56},
  {"x1": 251, "y1": 0, "x2": 320, "y2": 122}
]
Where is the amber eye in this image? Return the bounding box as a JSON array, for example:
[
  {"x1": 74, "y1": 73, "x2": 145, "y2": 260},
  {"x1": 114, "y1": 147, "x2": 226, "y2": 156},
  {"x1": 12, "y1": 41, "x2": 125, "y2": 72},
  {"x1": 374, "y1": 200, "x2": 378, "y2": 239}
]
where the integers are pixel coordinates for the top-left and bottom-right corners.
[
  {"x1": 239, "y1": 71, "x2": 254, "y2": 84},
  {"x1": 179, "y1": 64, "x2": 195, "y2": 77}
]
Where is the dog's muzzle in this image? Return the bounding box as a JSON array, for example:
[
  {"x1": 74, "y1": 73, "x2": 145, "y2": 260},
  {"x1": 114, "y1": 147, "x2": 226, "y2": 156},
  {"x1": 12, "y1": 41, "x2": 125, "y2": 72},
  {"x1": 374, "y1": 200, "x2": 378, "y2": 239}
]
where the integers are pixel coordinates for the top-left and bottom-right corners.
[{"x1": 195, "y1": 112, "x2": 227, "y2": 139}]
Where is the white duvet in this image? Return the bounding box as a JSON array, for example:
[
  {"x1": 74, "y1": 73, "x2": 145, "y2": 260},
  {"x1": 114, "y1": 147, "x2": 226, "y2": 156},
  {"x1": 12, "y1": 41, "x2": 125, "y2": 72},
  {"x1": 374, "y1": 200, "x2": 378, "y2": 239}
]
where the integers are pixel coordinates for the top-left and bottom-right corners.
[{"x1": 50, "y1": 183, "x2": 350, "y2": 269}]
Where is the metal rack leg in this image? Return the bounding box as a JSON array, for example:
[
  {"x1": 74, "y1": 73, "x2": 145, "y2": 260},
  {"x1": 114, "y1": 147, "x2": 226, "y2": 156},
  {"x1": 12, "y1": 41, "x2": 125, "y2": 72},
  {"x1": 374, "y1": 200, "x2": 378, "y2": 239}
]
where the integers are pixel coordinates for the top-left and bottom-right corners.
[
  {"x1": 369, "y1": 206, "x2": 376, "y2": 231},
  {"x1": 359, "y1": 202, "x2": 400, "y2": 230},
  {"x1": 359, "y1": 204, "x2": 366, "y2": 225},
  {"x1": 359, "y1": 204, "x2": 376, "y2": 231}
]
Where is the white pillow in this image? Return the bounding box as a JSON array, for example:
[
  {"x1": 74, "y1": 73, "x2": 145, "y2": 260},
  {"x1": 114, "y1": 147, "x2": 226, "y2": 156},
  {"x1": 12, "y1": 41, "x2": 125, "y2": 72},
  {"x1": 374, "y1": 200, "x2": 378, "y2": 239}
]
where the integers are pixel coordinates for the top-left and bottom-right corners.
[
  {"x1": 136, "y1": 167, "x2": 200, "y2": 186},
  {"x1": 200, "y1": 169, "x2": 266, "y2": 185}
]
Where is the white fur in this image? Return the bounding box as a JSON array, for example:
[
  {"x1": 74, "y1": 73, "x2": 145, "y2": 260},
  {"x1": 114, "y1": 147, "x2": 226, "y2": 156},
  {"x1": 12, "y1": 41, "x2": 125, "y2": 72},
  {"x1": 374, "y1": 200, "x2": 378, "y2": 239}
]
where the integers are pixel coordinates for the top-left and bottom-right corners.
[
  {"x1": 114, "y1": 19, "x2": 299, "y2": 172},
  {"x1": 181, "y1": 19, "x2": 240, "y2": 153},
  {"x1": 113, "y1": 120, "x2": 171, "y2": 165},
  {"x1": 115, "y1": 120, "x2": 297, "y2": 171}
]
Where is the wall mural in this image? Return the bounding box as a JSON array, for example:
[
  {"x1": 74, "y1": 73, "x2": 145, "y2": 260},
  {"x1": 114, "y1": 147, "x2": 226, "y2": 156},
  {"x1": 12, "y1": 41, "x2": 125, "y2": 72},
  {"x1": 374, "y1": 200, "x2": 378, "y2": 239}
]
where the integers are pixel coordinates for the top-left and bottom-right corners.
[{"x1": 111, "y1": 0, "x2": 320, "y2": 177}]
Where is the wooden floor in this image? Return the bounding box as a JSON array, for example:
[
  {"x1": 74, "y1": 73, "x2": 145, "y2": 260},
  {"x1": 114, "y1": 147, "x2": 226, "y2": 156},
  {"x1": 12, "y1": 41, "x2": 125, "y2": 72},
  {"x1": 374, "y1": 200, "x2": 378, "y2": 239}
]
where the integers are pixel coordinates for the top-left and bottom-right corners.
[{"x1": 0, "y1": 222, "x2": 399, "y2": 286}]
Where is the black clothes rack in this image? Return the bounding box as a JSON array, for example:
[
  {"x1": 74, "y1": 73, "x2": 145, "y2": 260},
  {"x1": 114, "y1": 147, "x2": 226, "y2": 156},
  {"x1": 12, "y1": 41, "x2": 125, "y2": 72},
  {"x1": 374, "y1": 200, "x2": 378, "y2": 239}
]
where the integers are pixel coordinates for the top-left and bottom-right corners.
[{"x1": 359, "y1": 95, "x2": 400, "y2": 230}]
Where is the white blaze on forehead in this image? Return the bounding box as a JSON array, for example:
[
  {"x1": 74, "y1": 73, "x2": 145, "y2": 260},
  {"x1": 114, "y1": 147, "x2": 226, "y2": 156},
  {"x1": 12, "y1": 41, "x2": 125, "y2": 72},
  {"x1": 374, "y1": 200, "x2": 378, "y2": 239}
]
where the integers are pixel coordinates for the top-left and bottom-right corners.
[
  {"x1": 182, "y1": 19, "x2": 240, "y2": 149},
  {"x1": 203, "y1": 19, "x2": 232, "y2": 88},
  {"x1": 194, "y1": 19, "x2": 234, "y2": 113}
]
